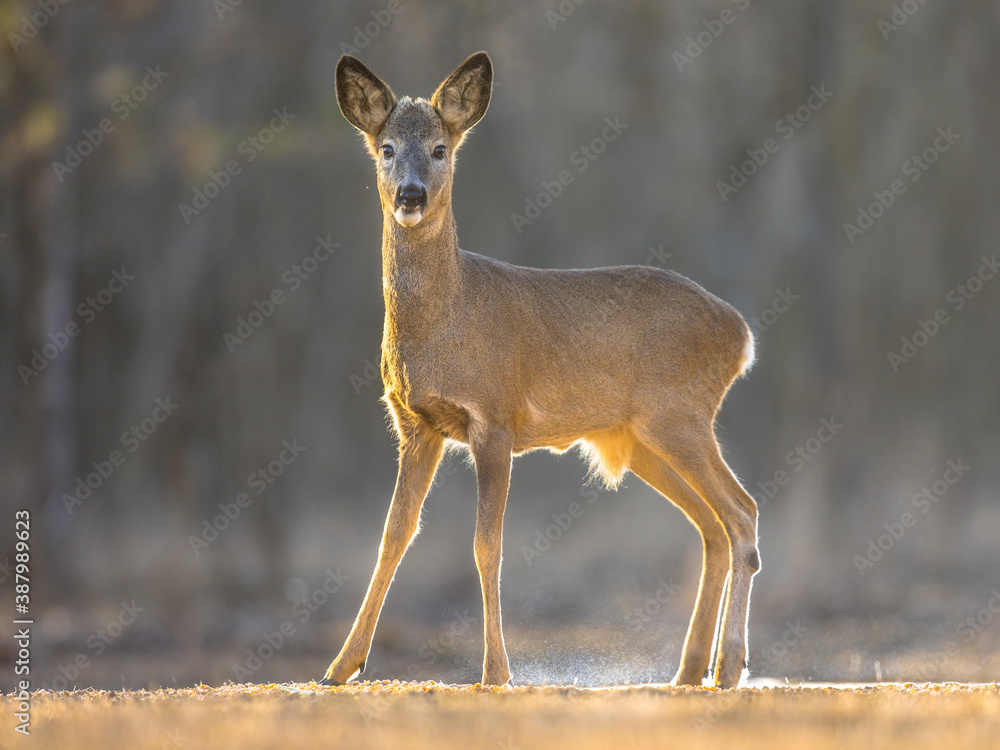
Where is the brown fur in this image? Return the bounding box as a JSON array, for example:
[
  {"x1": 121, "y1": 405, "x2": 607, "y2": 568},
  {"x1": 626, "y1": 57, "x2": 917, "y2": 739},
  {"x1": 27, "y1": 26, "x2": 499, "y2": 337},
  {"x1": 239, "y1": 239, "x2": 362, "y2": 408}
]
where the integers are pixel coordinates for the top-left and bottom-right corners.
[{"x1": 322, "y1": 52, "x2": 760, "y2": 689}]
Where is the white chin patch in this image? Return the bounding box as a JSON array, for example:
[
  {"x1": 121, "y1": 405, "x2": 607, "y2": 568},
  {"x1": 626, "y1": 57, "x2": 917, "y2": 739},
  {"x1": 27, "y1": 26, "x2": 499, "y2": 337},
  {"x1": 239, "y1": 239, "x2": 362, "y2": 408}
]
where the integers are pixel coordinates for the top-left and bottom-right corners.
[{"x1": 394, "y1": 207, "x2": 423, "y2": 227}]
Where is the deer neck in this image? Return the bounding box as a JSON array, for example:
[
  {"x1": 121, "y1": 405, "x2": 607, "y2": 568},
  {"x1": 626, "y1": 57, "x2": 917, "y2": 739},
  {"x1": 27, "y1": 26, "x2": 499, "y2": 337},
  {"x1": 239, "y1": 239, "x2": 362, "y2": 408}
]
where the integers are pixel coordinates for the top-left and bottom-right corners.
[{"x1": 381, "y1": 204, "x2": 461, "y2": 337}]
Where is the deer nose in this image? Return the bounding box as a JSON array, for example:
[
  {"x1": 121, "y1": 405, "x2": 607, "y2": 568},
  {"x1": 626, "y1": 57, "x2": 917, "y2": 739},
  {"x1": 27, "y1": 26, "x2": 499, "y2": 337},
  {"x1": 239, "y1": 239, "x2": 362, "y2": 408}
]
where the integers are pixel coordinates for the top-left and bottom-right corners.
[{"x1": 395, "y1": 183, "x2": 427, "y2": 211}]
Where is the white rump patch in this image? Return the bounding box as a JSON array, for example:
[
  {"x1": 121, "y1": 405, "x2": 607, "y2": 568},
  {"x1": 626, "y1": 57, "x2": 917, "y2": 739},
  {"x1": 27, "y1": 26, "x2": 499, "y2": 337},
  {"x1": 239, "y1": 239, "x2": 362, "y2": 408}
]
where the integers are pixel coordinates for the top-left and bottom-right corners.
[{"x1": 739, "y1": 330, "x2": 756, "y2": 376}]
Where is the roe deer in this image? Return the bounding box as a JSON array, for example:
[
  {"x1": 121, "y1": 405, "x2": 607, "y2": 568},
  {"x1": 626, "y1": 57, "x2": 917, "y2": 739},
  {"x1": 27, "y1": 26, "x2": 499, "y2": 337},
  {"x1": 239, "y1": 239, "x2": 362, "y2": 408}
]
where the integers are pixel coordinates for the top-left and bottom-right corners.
[{"x1": 322, "y1": 51, "x2": 759, "y2": 689}]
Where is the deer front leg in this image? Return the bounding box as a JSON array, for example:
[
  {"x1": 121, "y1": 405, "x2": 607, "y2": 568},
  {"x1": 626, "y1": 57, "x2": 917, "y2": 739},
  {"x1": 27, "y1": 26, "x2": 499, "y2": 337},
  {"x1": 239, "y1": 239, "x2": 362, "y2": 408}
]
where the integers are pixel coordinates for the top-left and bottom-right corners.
[
  {"x1": 321, "y1": 418, "x2": 444, "y2": 684},
  {"x1": 471, "y1": 428, "x2": 513, "y2": 686}
]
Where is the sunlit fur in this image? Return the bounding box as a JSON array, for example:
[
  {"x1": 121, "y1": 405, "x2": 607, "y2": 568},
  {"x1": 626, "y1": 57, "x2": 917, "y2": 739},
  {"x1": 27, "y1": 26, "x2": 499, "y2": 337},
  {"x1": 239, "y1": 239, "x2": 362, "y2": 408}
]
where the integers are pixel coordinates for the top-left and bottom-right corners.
[{"x1": 325, "y1": 52, "x2": 760, "y2": 690}]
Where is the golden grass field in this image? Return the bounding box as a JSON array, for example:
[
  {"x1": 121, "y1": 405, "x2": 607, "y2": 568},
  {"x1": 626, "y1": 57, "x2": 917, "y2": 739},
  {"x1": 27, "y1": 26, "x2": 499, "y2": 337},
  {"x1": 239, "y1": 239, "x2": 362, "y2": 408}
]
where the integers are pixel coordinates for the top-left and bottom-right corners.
[{"x1": 4, "y1": 680, "x2": 999, "y2": 750}]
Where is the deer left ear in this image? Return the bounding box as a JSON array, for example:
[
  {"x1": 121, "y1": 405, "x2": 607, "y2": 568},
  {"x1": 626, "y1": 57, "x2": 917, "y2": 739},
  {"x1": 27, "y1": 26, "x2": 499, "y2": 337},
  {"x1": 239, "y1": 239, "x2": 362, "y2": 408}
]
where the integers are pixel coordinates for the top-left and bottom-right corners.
[{"x1": 431, "y1": 52, "x2": 493, "y2": 139}]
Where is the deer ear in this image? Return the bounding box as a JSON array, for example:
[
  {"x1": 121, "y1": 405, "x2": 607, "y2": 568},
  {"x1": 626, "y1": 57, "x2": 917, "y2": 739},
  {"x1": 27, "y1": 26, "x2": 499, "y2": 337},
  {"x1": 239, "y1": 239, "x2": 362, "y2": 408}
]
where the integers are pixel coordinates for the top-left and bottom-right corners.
[
  {"x1": 336, "y1": 55, "x2": 397, "y2": 136},
  {"x1": 431, "y1": 52, "x2": 492, "y2": 138}
]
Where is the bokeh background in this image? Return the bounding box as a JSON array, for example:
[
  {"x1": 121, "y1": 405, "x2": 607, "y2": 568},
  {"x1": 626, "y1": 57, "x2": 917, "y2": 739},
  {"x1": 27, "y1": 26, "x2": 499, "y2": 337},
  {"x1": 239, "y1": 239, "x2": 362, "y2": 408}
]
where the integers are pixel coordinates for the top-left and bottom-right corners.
[{"x1": 2, "y1": 0, "x2": 999, "y2": 690}]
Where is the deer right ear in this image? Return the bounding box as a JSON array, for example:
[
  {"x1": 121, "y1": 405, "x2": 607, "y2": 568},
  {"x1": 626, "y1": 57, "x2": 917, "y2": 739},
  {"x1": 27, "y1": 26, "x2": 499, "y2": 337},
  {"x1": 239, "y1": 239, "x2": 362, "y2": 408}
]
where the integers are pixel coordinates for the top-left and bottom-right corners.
[{"x1": 336, "y1": 56, "x2": 397, "y2": 138}]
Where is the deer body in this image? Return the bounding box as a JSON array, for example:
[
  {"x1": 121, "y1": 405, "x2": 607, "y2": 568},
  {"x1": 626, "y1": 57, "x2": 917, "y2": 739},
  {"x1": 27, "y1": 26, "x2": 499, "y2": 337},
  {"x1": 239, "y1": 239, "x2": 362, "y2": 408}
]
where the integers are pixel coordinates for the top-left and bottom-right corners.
[
  {"x1": 387, "y1": 247, "x2": 749, "y2": 461},
  {"x1": 324, "y1": 52, "x2": 760, "y2": 689}
]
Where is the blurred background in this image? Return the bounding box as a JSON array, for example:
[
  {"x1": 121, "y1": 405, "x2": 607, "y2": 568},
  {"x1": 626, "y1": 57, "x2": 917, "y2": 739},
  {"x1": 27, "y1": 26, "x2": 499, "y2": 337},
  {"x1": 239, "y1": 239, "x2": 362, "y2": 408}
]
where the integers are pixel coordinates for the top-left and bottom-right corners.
[{"x1": 2, "y1": 0, "x2": 999, "y2": 690}]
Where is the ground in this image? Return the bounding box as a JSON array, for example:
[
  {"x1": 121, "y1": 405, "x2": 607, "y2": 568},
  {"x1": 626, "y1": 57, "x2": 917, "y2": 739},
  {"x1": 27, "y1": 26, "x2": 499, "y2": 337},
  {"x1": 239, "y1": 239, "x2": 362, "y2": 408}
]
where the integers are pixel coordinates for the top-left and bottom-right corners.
[{"x1": 4, "y1": 681, "x2": 999, "y2": 749}]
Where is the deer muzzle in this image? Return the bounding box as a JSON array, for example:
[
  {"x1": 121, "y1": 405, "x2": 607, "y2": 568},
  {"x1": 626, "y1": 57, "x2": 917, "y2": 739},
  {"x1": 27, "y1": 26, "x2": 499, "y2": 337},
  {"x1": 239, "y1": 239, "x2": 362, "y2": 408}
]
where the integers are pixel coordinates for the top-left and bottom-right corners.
[{"x1": 393, "y1": 182, "x2": 427, "y2": 227}]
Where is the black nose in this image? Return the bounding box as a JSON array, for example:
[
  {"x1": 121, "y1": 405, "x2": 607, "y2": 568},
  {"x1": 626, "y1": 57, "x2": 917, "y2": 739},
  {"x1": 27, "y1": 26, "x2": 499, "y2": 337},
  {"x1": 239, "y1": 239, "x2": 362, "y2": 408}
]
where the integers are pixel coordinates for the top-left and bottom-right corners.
[{"x1": 395, "y1": 183, "x2": 427, "y2": 210}]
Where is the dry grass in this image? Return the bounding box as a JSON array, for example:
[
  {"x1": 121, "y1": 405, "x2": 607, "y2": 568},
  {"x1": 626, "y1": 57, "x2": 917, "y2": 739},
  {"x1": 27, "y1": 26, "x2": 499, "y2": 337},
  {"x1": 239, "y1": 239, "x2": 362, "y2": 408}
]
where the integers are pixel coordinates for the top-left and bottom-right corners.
[{"x1": 4, "y1": 681, "x2": 999, "y2": 750}]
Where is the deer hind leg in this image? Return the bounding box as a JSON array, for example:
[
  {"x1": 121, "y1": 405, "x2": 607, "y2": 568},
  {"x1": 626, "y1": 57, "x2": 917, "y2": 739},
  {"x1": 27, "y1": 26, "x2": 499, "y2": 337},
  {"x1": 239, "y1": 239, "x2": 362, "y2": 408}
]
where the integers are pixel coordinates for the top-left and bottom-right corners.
[
  {"x1": 470, "y1": 428, "x2": 514, "y2": 686},
  {"x1": 628, "y1": 442, "x2": 730, "y2": 686},
  {"x1": 634, "y1": 417, "x2": 760, "y2": 689},
  {"x1": 321, "y1": 414, "x2": 444, "y2": 685}
]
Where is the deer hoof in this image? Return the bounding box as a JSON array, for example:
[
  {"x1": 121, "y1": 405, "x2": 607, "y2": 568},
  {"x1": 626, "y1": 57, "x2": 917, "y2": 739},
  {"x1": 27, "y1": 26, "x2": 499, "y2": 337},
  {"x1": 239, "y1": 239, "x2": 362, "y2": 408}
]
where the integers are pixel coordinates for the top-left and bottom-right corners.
[{"x1": 319, "y1": 659, "x2": 366, "y2": 686}]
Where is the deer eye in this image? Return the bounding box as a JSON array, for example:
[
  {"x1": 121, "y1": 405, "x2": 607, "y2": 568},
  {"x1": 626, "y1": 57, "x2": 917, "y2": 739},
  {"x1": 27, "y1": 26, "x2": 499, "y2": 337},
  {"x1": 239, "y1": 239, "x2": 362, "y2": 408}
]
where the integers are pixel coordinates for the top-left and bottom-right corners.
[
  {"x1": 433, "y1": 145, "x2": 446, "y2": 160},
  {"x1": 381, "y1": 144, "x2": 394, "y2": 159}
]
